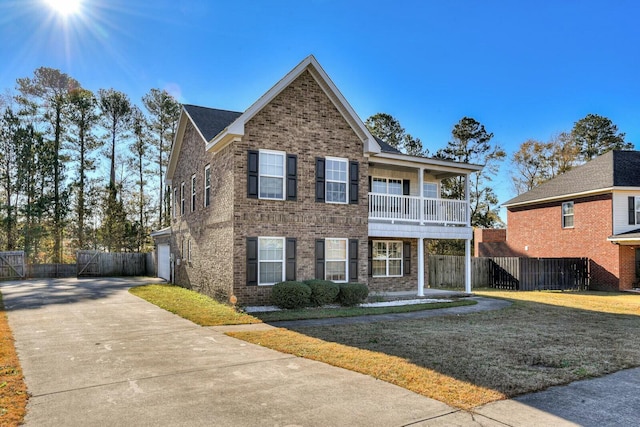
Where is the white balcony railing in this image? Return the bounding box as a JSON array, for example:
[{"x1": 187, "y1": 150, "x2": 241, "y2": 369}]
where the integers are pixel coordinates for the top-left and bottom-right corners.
[{"x1": 368, "y1": 193, "x2": 468, "y2": 226}]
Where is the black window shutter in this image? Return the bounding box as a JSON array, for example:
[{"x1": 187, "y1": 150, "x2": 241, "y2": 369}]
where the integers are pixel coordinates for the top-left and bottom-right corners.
[
  {"x1": 368, "y1": 176, "x2": 372, "y2": 193},
  {"x1": 349, "y1": 239, "x2": 359, "y2": 281},
  {"x1": 403, "y1": 241, "x2": 411, "y2": 277},
  {"x1": 629, "y1": 197, "x2": 636, "y2": 225},
  {"x1": 315, "y1": 239, "x2": 325, "y2": 279},
  {"x1": 315, "y1": 158, "x2": 325, "y2": 202},
  {"x1": 247, "y1": 150, "x2": 259, "y2": 198},
  {"x1": 349, "y1": 161, "x2": 359, "y2": 204},
  {"x1": 403, "y1": 179, "x2": 410, "y2": 196},
  {"x1": 246, "y1": 237, "x2": 258, "y2": 286},
  {"x1": 286, "y1": 154, "x2": 297, "y2": 201},
  {"x1": 367, "y1": 240, "x2": 373, "y2": 277},
  {"x1": 286, "y1": 238, "x2": 296, "y2": 281}
]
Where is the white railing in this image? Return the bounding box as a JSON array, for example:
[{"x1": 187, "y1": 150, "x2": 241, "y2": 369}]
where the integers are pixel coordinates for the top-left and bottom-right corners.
[{"x1": 368, "y1": 193, "x2": 468, "y2": 225}]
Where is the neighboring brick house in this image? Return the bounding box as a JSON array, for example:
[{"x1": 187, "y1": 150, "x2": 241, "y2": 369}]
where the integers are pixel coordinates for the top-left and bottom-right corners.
[
  {"x1": 156, "y1": 56, "x2": 482, "y2": 305},
  {"x1": 480, "y1": 150, "x2": 640, "y2": 291}
]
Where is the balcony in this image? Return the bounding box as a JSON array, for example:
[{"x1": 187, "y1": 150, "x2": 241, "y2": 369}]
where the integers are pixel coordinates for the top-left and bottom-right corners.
[{"x1": 368, "y1": 193, "x2": 468, "y2": 226}]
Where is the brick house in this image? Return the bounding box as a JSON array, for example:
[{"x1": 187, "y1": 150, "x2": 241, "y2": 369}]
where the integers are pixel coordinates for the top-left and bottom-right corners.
[
  {"x1": 479, "y1": 150, "x2": 640, "y2": 291},
  {"x1": 156, "y1": 56, "x2": 482, "y2": 305}
]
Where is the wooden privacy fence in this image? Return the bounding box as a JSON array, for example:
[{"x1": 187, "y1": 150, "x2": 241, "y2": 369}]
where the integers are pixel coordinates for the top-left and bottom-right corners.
[
  {"x1": 0, "y1": 251, "x2": 154, "y2": 279},
  {"x1": 77, "y1": 251, "x2": 153, "y2": 277},
  {"x1": 429, "y1": 255, "x2": 589, "y2": 291}
]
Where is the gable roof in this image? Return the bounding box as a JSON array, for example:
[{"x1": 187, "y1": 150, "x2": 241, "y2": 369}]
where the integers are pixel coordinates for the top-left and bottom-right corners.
[
  {"x1": 504, "y1": 150, "x2": 640, "y2": 207},
  {"x1": 374, "y1": 136, "x2": 401, "y2": 154},
  {"x1": 183, "y1": 105, "x2": 241, "y2": 141}
]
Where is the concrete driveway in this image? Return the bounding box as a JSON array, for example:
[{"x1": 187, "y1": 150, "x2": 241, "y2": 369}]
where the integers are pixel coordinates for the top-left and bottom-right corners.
[{"x1": 2, "y1": 277, "x2": 638, "y2": 426}]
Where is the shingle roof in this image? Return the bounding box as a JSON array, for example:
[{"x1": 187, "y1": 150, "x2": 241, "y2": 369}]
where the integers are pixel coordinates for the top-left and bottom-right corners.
[
  {"x1": 504, "y1": 150, "x2": 640, "y2": 206},
  {"x1": 374, "y1": 136, "x2": 402, "y2": 154},
  {"x1": 183, "y1": 104, "x2": 242, "y2": 141}
]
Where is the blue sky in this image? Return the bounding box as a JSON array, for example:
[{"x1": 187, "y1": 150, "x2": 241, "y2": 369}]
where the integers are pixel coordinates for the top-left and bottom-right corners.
[{"x1": 2, "y1": 0, "x2": 639, "y2": 217}]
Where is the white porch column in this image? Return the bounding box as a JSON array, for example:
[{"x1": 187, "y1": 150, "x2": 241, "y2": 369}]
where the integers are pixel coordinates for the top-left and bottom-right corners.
[
  {"x1": 419, "y1": 167, "x2": 424, "y2": 225},
  {"x1": 417, "y1": 237, "x2": 425, "y2": 296},
  {"x1": 465, "y1": 238, "x2": 472, "y2": 293},
  {"x1": 465, "y1": 173, "x2": 471, "y2": 226}
]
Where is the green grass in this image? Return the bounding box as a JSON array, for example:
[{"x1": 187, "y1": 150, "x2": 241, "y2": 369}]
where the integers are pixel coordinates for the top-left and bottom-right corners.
[
  {"x1": 253, "y1": 299, "x2": 477, "y2": 322},
  {"x1": 129, "y1": 284, "x2": 261, "y2": 326}
]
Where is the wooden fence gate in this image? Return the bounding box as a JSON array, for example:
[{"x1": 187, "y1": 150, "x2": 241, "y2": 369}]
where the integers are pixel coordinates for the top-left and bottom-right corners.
[
  {"x1": 76, "y1": 251, "x2": 149, "y2": 277},
  {"x1": 77, "y1": 251, "x2": 101, "y2": 277},
  {"x1": 0, "y1": 251, "x2": 25, "y2": 280}
]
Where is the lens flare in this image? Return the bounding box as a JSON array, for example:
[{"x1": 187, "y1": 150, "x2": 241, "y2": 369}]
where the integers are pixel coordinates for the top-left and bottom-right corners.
[{"x1": 44, "y1": 0, "x2": 82, "y2": 17}]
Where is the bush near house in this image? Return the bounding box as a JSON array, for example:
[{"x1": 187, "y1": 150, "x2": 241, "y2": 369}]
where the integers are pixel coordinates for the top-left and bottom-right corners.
[
  {"x1": 338, "y1": 282, "x2": 369, "y2": 306},
  {"x1": 304, "y1": 279, "x2": 340, "y2": 306},
  {"x1": 271, "y1": 281, "x2": 312, "y2": 309}
]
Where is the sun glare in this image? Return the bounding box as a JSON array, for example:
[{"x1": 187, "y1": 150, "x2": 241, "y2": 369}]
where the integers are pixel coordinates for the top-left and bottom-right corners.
[{"x1": 44, "y1": 0, "x2": 82, "y2": 17}]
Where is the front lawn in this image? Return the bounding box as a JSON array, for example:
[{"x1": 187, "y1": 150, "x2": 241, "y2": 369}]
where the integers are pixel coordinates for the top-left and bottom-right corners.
[
  {"x1": 0, "y1": 293, "x2": 28, "y2": 426},
  {"x1": 229, "y1": 291, "x2": 640, "y2": 410}
]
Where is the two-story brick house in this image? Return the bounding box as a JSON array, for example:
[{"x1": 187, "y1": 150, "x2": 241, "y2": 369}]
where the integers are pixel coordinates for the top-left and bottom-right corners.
[
  {"x1": 487, "y1": 150, "x2": 640, "y2": 291},
  {"x1": 156, "y1": 56, "x2": 482, "y2": 305}
]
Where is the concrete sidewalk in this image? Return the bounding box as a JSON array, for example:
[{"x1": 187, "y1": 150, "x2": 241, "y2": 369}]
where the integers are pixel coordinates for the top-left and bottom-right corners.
[{"x1": 1, "y1": 278, "x2": 637, "y2": 426}]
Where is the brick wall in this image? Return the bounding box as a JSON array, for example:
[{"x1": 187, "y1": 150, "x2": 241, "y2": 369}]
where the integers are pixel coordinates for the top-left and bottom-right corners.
[
  {"x1": 170, "y1": 121, "x2": 235, "y2": 301},
  {"x1": 506, "y1": 194, "x2": 621, "y2": 289},
  {"x1": 232, "y1": 70, "x2": 369, "y2": 305}
]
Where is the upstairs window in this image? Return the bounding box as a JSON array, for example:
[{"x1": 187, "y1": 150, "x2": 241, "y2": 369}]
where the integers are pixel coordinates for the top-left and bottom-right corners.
[
  {"x1": 326, "y1": 158, "x2": 348, "y2": 203},
  {"x1": 173, "y1": 187, "x2": 177, "y2": 219},
  {"x1": 204, "y1": 165, "x2": 211, "y2": 207},
  {"x1": 191, "y1": 174, "x2": 196, "y2": 212},
  {"x1": 259, "y1": 150, "x2": 285, "y2": 200},
  {"x1": 562, "y1": 201, "x2": 574, "y2": 228},
  {"x1": 423, "y1": 182, "x2": 438, "y2": 199},
  {"x1": 180, "y1": 182, "x2": 185, "y2": 216},
  {"x1": 372, "y1": 177, "x2": 402, "y2": 195}
]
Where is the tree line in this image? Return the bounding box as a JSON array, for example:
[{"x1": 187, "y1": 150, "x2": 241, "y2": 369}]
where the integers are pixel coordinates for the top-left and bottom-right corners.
[
  {"x1": 0, "y1": 65, "x2": 632, "y2": 261},
  {"x1": 0, "y1": 67, "x2": 180, "y2": 263}
]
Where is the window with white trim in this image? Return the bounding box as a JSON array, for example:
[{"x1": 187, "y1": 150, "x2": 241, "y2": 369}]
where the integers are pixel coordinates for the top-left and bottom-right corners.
[
  {"x1": 191, "y1": 174, "x2": 196, "y2": 212},
  {"x1": 372, "y1": 241, "x2": 403, "y2": 277},
  {"x1": 258, "y1": 237, "x2": 285, "y2": 285},
  {"x1": 635, "y1": 196, "x2": 640, "y2": 224},
  {"x1": 423, "y1": 182, "x2": 438, "y2": 199},
  {"x1": 259, "y1": 150, "x2": 285, "y2": 200},
  {"x1": 325, "y1": 238, "x2": 348, "y2": 282},
  {"x1": 180, "y1": 182, "x2": 185, "y2": 215},
  {"x1": 204, "y1": 165, "x2": 211, "y2": 207},
  {"x1": 372, "y1": 177, "x2": 402, "y2": 195},
  {"x1": 326, "y1": 158, "x2": 348, "y2": 203},
  {"x1": 187, "y1": 239, "x2": 192, "y2": 262},
  {"x1": 172, "y1": 187, "x2": 177, "y2": 219},
  {"x1": 562, "y1": 201, "x2": 574, "y2": 228}
]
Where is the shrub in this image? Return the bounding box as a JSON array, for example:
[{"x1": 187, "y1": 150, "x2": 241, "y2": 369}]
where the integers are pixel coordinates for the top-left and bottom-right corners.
[
  {"x1": 338, "y1": 282, "x2": 369, "y2": 306},
  {"x1": 304, "y1": 279, "x2": 340, "y2": 306},
  {"x1": 270, "y1": 281, "x2": 311, "y2": 309}
]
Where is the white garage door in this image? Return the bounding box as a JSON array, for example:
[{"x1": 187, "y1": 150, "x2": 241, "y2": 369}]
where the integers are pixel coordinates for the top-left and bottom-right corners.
[{"x1": 157, "y1": 244, "x2": 171, "y2": 281}]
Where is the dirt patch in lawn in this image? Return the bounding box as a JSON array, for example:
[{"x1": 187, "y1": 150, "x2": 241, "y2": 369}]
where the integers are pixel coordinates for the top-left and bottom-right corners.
[{"x1": 229, "y1": 292, "x2": 640, "y2": 409}]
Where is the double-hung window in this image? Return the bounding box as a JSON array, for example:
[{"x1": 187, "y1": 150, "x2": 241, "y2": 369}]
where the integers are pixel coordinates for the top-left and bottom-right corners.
[
  {"x1": 635, "y1": 197, "x2": 640, "y2": 225},
  {"x1": 326, "y1": 157, "x2": 348, "y2": 203},
  {"x1": 259, "y1": 150, "x2": 285, "y2": 200},
  {"x1": 423, "y1": 182, "x2": 438, "y2": 199},
  {"x1": 173, "y1": 187, "x2": 177, "y2": 219},
  {"x1": 180, "y1": 182, "x2": 185, "y2": 215},
  {"x1": 372, "y1": 241, "x2": 403, "y2": 277},
  {"x1": 372, "y1": 177, "x2": 402, "y2": 195},
  {"x1": 204, "y1": 165, "x2": 211, "y2": 207},
  {"x1": 258, "y1": 237, "x2": 285, "y2": 285},
  {"x1": 191, "y1": 175, "x2": 196, "y2": 212},
  {"x1": 562, "y1": 201, "x2": 574, "y2": 228},
  {"x1": 325, "y1": 238, "x2": 348, "y2": 282}
]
